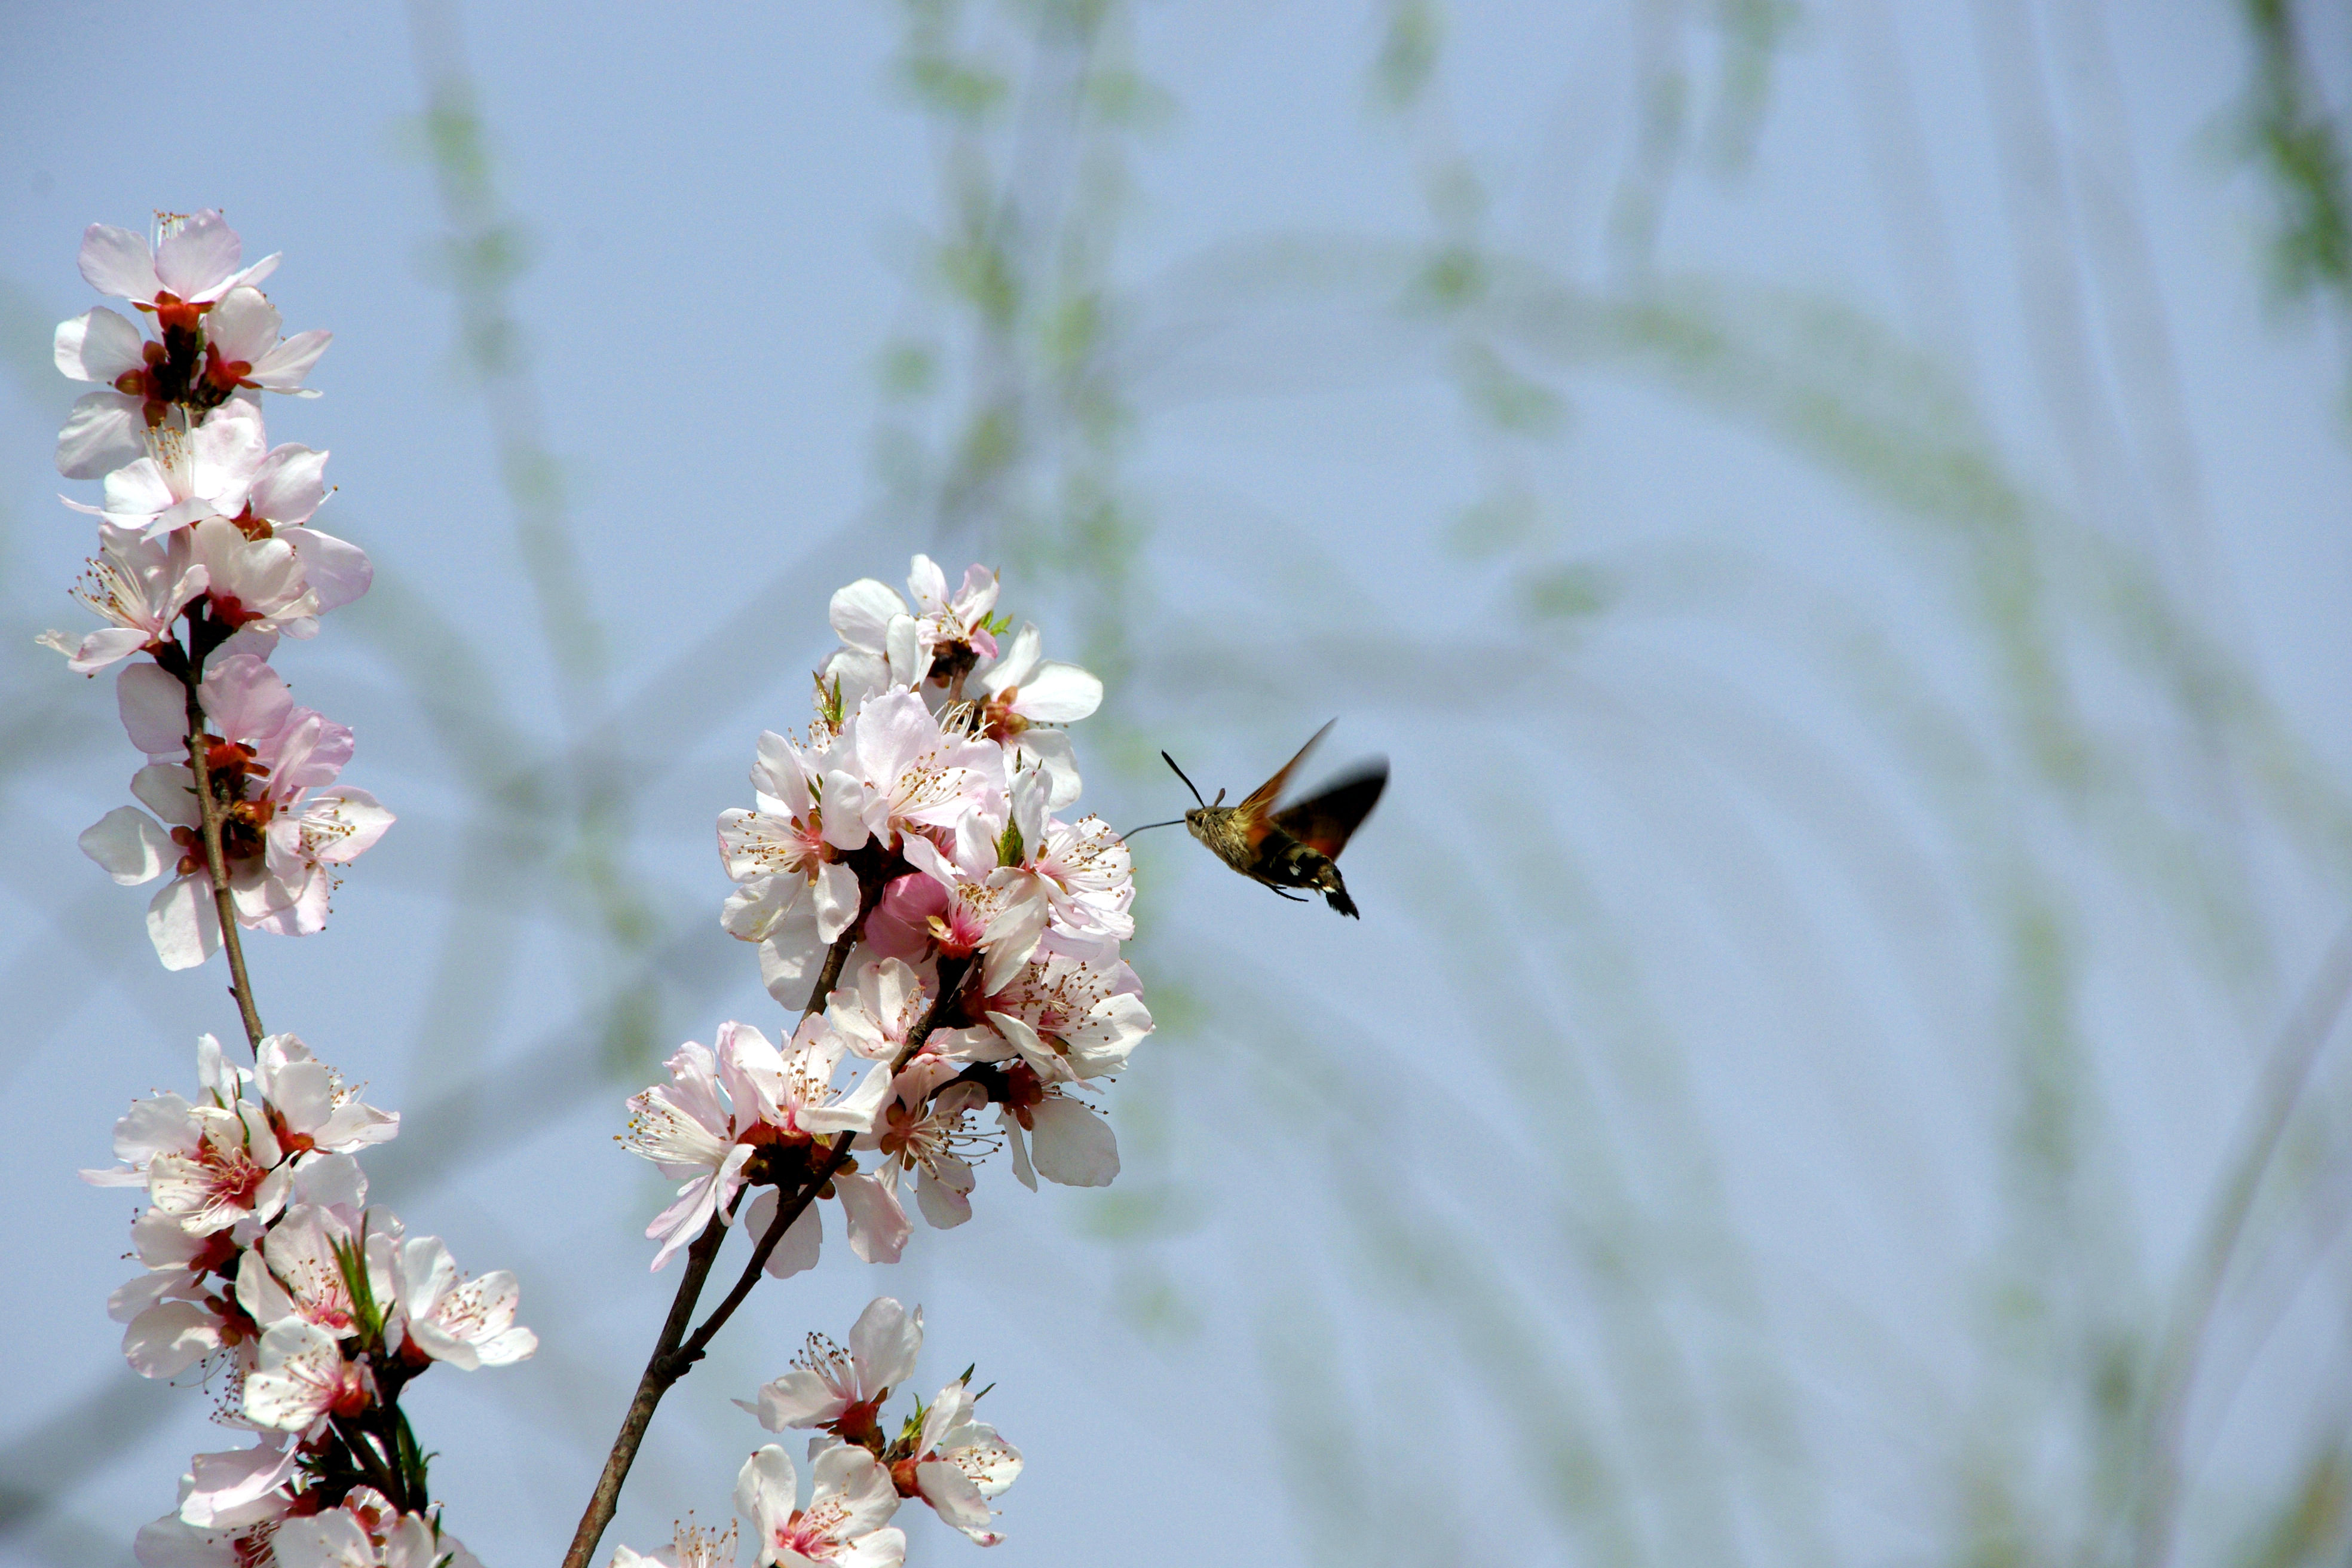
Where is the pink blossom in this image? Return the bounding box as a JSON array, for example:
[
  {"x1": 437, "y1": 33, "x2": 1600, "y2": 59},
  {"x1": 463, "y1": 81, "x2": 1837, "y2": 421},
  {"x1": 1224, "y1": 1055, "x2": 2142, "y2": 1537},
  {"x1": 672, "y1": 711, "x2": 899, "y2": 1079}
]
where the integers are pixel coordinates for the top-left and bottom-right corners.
[
  {"x1": 57, "y1": 215, "x2": 329, "y2": 479},
  {"x1": 88, "y1": 1055, "x2": 387, "y2": 1380},
  {"x1": 821, "y1": 689, "x2": 1006, "y2": 860},
  {"x1": 819, "y1": 555, "x2": 1000, "y2": 708},
  {"x1": 734, "y1": 1443, "x2": 904, "y2": 1568},
  {"x1": 622, "y1": 1034, "x2": 766, "y2": 1270},
  {"x1": 111, "y1": 1212, "x2": 244, "y2": 1378},
  {"x1": 174, "y1": 1438, "x2": 302, "y2": 1530},
  {"x1": 993, "y1": 770, "x2": 1135, "y2": 943},
  {"x1": 930, "y1": 932, "x2": 1150, "y2": 1084},
  {"x1": 78, "y1": 212, "x2": 280, "y2": 315},
  {"x1": 53, "y1": 307, "x2": 161, "y2": 478},
  {"x1": 247, "y1": 784, "x2": 394, "y2": 938},
  {"x1": 719, "y1": 730, "x2": 862, "y2": 998},
  {"x1": 388, "y1": 1234, "x2": 538, "y2": 1370},
  {"x1": 862, "y1": 788, "x2": 1049, "y2": 994},
  {"x1": 820, "y1": 578, "x2": 926, "y2": 707},
  {"x1": 252, "y1": 1033, "x2": 400, "y2": 1156},
  {"x1": 906, "y1": 1378, "x2": 1022, "y2": 1546},
  {"x1": 68, "y1": 396, "x2": 365, "y2": 622},
  {"x1": 242, "y1": 1318, "x2": 373, "y2": 1431},
  {"x1": 623, "y1": 1021, "x2": 893, "y2": 1270},
  {"x1": 934, "y1": 1058, "x2": 1120, "y2": 1192},
  {"x1": 861, "y1": 1059, "x2": 987, "y2": 1230},
  {"x1": 134, "y1": 1511, "x2": 284, "y2": 1568},
  {"x1": 190, "y1": 517, "x2": 320, "y2": 636},
  {"x1": 37, "y1": 522, "x2": 207, "y2": 673},
  {"x1": 863, "y1": 872, "x2": 988, "y2": 969},
  {"x1": 271, "y1": 1489, "x2": 470, "y2": 1568},
  {"x1": 82, "y1": 1033, "x2": 395, "y2": 1218},
  {"x1": 201, "y1": 285, "x2": 330, "y2": 398},
  {"x1": 611, "y1": 1523, "x2": 739, "y2": 1568},
  {"x1": 233, "y1": 1204, "x2": 372, "y2": 1337},
  {"x1": 135, "y1": 1098, "x2": 289, "y2": 1236},
  {"x1": 820, "y1": 959, "x2": 931, "y2": 1062},
  {"x1": 973, "y1": 622, "x2": 1100, "y2": 808},
  {"x1": 730, "y1": 1016, "x2": 910, "y2": 1275},
  {"x1": 81, "y1": 399, "x2": 267, "y2": 537},
  {"x1": 85, "y1": 659, "x2": 393, "y2": 966},
  {"x1": 904, "y1": 555, "x2": 1000, "y2": 670},
  {"x1": 742, "y1": 1296, "x2": 923, "y2": 1437}
]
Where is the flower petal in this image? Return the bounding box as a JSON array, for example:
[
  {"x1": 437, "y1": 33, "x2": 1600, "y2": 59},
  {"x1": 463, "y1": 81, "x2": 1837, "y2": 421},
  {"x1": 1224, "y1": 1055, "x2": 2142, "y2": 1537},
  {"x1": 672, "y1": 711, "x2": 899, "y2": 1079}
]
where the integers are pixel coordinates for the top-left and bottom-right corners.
[
  {"x1": 146, "y1": 875, "x2": 222, "y2": 970},
  {"x1": 734, "y1": 1445, "x2": 799, "y2": 1551},
  {"x1": 915, "y1": 1460, "x2": 999, "y2": 1544},
  {"x1": 847, "y1": 1296, "x2": 923, "y2": 1394},
  {"x1": 81, "y1": 806, "x2": 176, "y2": 885},
  {"x1": 829, "y1": 578, "x2": 907, "y2": 652},
  {"x1": 56, "y1": 307, "x2": 148, "y2": 382},
  {"x1": 249, "y1": 445, "x2": 330, "y2": 528},
  {"x1": 78, "y1": 224, "x2": 163, "y2": 302},
  {"x1": 836, "y1": 1172, "x2": 912, "y2": 1264},
  {"x1": 56, "y1": 389, "x2": 146, "y2": 479},
  {"x1": 1010, "y1": 661, "x2": 1102, "y2": 724},
  {"x1": 118, "y1": 661, "x2": 189, "y2": 758},
  {"x1": 1028, "y1": 1097, "x2": 1119, "y2": 1187},
  {"x1": 154, "y1": 211, "x2": 241, "y2": 301},
  {"x1": 746, "y1": 1187, "x2": 825, "y2": 1279},
  {"x1": 248, "y1": 329, "x2": 331, "y2": 393}
]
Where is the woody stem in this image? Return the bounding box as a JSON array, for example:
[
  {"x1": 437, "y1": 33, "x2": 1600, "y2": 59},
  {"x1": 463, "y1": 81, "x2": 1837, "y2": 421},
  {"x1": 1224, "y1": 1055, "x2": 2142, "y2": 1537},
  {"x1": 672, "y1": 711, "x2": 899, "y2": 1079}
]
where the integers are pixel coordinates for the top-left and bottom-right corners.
[
  {"x1": 556, "y1": 1211, "x2": 730, "y2": 1568},
  {"x1": 177, "y1": 663, "x2": 266, "y2": 1051},
  {"x1": 560, "y1": 920, "x2": 924, "y2": 1568},
  {"x1": 674, "y1": 950, "x2": 970, "y2": 1369}
]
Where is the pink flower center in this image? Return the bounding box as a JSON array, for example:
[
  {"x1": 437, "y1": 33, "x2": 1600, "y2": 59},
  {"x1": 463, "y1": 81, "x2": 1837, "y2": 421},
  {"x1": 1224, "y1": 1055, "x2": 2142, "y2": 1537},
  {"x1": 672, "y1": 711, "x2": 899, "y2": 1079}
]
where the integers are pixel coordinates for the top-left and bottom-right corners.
[
  {"x1": 776, "y1": 1508, "x2": 846, "y2": 1562},
  {"x1": 202, "y1": 1146, "x2": 268, "y2": 1211}
]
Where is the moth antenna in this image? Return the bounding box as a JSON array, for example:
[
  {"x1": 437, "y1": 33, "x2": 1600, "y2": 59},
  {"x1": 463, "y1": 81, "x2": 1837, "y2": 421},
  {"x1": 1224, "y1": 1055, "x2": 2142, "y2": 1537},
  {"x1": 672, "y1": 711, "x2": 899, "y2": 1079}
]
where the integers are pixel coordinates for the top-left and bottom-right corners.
[
  {"x1": 1212, "y1": 788, "x2": 1226, "y2": 806},
  {"x1": 1162, "y1": 751, "x2": 1207, "y2": 807},
  {"x1": 1119, "y1": 819, "x2": 1187, "y2": 841}
]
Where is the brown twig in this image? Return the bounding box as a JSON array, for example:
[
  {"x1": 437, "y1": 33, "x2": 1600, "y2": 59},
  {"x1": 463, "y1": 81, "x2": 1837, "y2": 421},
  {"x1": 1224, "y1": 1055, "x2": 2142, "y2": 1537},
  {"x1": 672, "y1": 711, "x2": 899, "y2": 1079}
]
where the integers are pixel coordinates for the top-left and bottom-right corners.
[
  {"x1": 561, "y1": 921, "x2": 934, "y2": 1568},
  {"x1": 176, "y1": 664, "x2": 266, "y2": 1051},
  {"x1": 666, "y1": 1137, "x2": 859, "y2": 1377},
  {"x1": 804, "y1": 904, "x2": 869, "y2": 1015},
  {"x1": 675, "y1": 951, "x2": 972, "y2": 1368},
  {"x1": 556, "y1": 1212, "x2": 730, "y2": 1568}
]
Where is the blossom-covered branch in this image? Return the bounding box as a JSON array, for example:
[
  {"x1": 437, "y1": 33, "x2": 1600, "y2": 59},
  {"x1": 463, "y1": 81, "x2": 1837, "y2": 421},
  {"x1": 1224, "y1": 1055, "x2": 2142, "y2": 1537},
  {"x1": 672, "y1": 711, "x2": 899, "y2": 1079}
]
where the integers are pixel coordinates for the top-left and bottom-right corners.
[
  {"x1": 51, "y1": 213, "x2": 535, "y2": 1568},
  {"x1": 50, "y1": 215, "x2": 1152, "y2": 1568},
  {"x1": 574, "y1": 557, "x2": 1149, "y2": 1567},
  {"x1": 53, "y1": 213, "x2": 387, "y2": 984}
]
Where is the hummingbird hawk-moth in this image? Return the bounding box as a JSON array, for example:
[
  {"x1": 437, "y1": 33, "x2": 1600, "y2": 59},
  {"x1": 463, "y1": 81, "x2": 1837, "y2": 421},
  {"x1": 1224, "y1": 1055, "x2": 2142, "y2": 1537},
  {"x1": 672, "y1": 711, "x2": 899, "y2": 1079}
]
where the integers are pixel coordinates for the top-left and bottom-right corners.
[{"x1": 1141, "y1": 721, "x2": 1387, "y2": 918}]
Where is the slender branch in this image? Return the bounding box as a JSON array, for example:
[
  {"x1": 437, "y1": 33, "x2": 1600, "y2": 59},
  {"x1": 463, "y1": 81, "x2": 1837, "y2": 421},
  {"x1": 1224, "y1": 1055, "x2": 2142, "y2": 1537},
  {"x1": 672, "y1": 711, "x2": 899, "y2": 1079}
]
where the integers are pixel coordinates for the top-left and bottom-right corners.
[
  {"x1": 676, "y1": 952, "x2": 974, "y2": 1367},
  {"x1": 803, "y1": 918, "x2": 863, "y2": 1015},
  {"x1": 558, "y1": 1212, "x2": 729, "y2": 1568},
  {"x1": 2131, "y1": 916, "x2": 2352, "y2": 1568},
  {"x1": 561, "y1": 918, "x2": 889, "y2": 1568},
  {"x1": 666, "y1": 1135, "x2": 858, "y2": 1374},
  {"x1": 176, "y1": 663, "x2": 266, "y2": 1050}
]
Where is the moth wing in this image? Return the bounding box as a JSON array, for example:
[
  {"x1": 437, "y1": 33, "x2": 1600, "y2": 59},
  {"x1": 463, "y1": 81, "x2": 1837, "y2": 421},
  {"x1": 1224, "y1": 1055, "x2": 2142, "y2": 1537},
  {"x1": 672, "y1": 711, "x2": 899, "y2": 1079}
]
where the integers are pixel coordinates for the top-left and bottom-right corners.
[
  {"x1": 1238, "y1": 719, "x2": 1337, "y2": 818},
  {"x1": 1271, "y1": 761, "x2": 1387, "y2": 859}
]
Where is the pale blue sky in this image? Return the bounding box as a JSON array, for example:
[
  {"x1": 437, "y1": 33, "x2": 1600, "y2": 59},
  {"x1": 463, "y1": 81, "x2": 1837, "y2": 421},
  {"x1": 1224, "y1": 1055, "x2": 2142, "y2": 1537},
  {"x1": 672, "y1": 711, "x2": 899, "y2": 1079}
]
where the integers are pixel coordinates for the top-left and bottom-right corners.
[{"x1": 3, "y1": 3, "x2": 2349, "y2": 1566}]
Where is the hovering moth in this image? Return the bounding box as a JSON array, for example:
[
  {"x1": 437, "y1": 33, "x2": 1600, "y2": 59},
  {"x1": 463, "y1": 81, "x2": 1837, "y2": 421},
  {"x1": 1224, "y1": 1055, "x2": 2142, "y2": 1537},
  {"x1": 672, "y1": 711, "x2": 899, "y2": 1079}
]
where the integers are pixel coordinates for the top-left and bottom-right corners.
[{"x1": 1140, "y1": 721, "x2": 1387, "y2": 918}]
